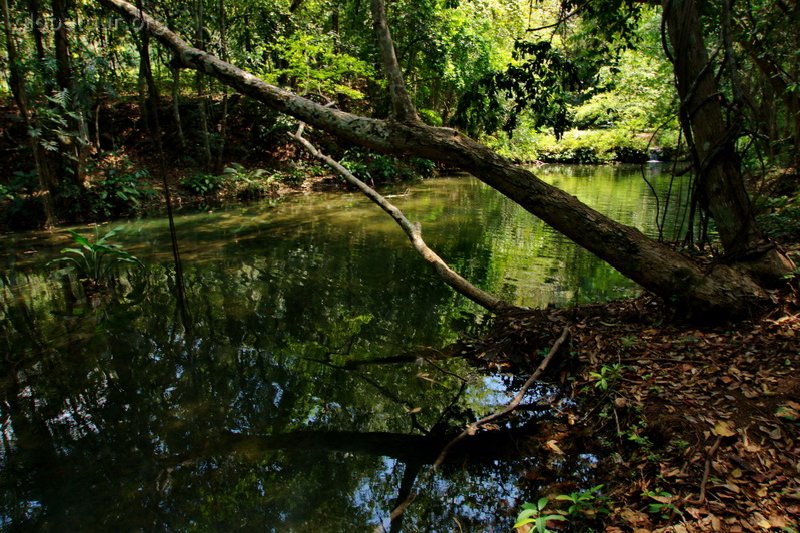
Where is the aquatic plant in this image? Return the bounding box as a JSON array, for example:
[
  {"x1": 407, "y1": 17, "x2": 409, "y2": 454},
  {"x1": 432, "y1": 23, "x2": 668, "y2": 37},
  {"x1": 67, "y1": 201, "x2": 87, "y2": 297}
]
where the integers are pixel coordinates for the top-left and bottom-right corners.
[{"x1": 48, "y1": 226, "x2": 143, "y2": 289}]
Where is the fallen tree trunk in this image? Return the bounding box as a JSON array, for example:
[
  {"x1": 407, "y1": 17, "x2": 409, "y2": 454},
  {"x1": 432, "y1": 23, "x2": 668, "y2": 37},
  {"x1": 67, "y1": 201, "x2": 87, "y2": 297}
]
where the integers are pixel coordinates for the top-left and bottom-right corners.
[{"x1": 98, "y1": 0, "x2": 773, "y2": 318}]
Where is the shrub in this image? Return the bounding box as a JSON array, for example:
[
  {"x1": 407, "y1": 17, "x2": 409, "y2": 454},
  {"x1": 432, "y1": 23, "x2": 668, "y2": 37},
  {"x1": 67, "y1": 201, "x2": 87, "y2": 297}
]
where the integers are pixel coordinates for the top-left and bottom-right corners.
[
  {"x1": 180, "y1": 172, "x2": 226, "y2": 196},
  {"x1": 86, "y1": 154, "x2": 156, "y2": 218},
  {"x1": 340, "y1": 148, "x2": 434, "y2": 184},
  {"x1": 756, "y1": 194, "x2": 800, "y2": 241},
  {"x1": 221, "y1": 163, "x2": 277, "y2": 199}
]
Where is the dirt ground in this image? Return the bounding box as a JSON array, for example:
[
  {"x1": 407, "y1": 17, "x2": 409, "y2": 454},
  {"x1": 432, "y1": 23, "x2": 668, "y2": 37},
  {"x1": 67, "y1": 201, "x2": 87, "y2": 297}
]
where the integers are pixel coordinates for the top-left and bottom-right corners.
[{"x1": 469, "y1": 273, "x2": 800, "y2": 532}]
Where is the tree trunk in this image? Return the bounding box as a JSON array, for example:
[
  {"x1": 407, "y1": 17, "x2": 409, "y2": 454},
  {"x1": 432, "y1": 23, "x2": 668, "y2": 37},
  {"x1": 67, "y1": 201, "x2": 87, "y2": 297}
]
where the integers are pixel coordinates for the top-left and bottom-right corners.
[
  {"x1": 194, "y1": 0, "x2": 212, "y2": 167},
  {"x1": 172, "y1": 67, "x2": 187, "y2": 149},
  {"x1": 134, "y1": 0, "x2": 160, "y2": 137},
  {"x1": 3, "y1": 0, "x2": 56, "y2": 226},
  {"x1": 27, "y1": 0, "x2": 46, "y2": 62},
  {"x1": 96, "y1": 0, "x2": 789, "y2": 318},
  {"x1": 214, "y1": 0, "x2": 228, "y2": 172},
  {"x1": 52, "y1": 0, "x2": 71, "y2": 90},
  {"x1": 662, "y1": 0, "x2": 792, "y2": 281},
  {"x1": 370, "y1": 0, "x2": 418, "y2": 122}
]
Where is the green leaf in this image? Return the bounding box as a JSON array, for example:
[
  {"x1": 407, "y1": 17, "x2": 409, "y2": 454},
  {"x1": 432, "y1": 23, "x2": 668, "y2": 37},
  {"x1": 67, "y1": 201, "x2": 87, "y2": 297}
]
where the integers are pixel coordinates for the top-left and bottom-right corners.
[{"x1": 537, "y1": 497, "x2": 549, "y2": 510}]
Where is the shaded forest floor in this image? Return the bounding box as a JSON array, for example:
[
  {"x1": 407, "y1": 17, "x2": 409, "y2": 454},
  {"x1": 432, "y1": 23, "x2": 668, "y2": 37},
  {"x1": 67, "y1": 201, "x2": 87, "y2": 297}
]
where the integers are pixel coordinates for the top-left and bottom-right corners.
[{"x1": 467, "y1": 270, "x2": 800, "y2": 532}]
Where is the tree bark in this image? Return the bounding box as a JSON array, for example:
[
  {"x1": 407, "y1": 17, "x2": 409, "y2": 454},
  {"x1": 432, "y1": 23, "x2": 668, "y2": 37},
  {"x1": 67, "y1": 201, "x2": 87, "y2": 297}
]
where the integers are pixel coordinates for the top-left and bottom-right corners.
[
  {"x1": 134, "y1": 0, "x2": 160, "y2": 137},
  {"x1": 662, "y1": 0, "x2": 793, "y2": 281},
  {"x1": 369, "y1": 0, "x2": 419, "y2": 122},
  {"x1": 52, "y1": 0, "x2": 71, "y2": 90},
  {"x1": 194, "y1": 0, "x2": 212, "y2": 167},
  {"x1": 96, "y1": 0, "x2": 779, "y2": 318},
  {"x1": 171, "y1": 68, "x2": 187, "y2": 149}
]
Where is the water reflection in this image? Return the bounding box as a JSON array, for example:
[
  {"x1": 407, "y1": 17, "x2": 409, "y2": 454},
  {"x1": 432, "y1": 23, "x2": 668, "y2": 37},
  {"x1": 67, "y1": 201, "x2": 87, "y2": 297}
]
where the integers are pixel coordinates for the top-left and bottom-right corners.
[{"x1": 0, "y1": 166, "x2": 687, "y2": 530}]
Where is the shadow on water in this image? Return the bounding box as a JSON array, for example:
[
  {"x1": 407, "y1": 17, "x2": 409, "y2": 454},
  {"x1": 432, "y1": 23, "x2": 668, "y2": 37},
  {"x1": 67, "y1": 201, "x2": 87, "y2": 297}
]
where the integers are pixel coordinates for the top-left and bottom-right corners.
[{"x1": 0, "y1": 168, "x2": 688, "y2": 531}]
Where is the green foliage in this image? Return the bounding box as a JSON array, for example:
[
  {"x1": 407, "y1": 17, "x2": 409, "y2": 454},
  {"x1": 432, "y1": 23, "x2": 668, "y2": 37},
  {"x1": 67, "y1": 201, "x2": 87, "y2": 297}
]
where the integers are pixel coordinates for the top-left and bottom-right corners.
[
  {"x1": 47, "y1": 227, "x2": 144, "y2": 289},
  {"x1": 30, "y1": 89, "x2": 87, "y2": 161},
  {"x1": 87, "y1": 154, "x2": 156, "y2": 218},
  {"x1": 0, "y1": 183, "x2": 13, "y2": 202},
  {"x1": 340, "y1": 149, "x2": 435, "y2": 184},
  {"x1": 483, "y1": 124, "x2": 662, "y2": 163},
  {"x1": 589, "y1": 363, "x2": 623, "y2": 391},
  {"x1": 642, "y1": 488, "x2": 679, "y2": 518},
  {"x1": 513, "y1": 498, "x2": 566, "y2": 532},
  {"x1": 221, "y1": 162, "x2": 277, "y2": 200},
  {"x1": 756, "y1": 194, "x2": 800, "y2": 241},
  {"x1": 271, "y1": 167, "x2": 307, "y2": 187},
  {"x1": 264, "y1": 32, "x2": 375, "y2": 100},
  {"x1": 555, "y1": 485, "x2": 609, "y2": 517},
  {"x1": 453, "y1": 40, "x2": 583, "y2": 139},
  {"x1": 536, "y1": 130, "x2": 651, "y2": 163},
  {"x1": 418, "y1": 108, "x2": 444, "y2": 127},
  {"x1": 180, "y1": 172, "x2": 226, "y2": 196}
]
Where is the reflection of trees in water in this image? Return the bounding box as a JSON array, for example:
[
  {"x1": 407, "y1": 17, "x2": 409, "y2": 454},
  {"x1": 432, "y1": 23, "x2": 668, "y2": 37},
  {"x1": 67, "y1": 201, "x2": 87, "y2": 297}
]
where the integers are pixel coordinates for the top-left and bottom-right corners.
[
  {"x1": 0, "y1": 266, "x2": 564, "y2": 531},
  {"x1": 0, "y1": 174, "x2": 664, "y2": 529}
]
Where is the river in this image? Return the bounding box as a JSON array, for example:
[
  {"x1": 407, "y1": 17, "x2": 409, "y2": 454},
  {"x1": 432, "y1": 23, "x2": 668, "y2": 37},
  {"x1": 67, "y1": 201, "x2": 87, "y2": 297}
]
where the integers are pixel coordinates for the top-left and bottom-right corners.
[{"x1": 0, "y1": 165, "x2": 689, "y2": 531}]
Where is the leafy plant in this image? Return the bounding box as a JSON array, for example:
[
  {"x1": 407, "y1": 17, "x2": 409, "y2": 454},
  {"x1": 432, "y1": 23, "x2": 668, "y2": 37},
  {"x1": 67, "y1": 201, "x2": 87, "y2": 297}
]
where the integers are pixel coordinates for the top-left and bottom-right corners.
[
  {"x1": 513, "y1": 498, "x2": 566, "y2": 532},
  {"x1": 180, "y1": 172, "x2": 225, "y2": 196},
  {"x1": 221, "y1": 163, "x2": 276, "y2": 199},
  {"x1": 340, "y1": 149, "x2": 432, "y2": 184},
  {"x1": 0, "y1": 183, "x2": 13, "y2": 201},
  {"x1": 756, "y1": 194, "x2": 800, "y2": 241},
  {"x1": 88, "y1": 155, "x2": 155, "y2": 217},
  {"x1": 555, "y1": 484, "x2": 608, "y2": 517},
  {"x1": 642, "y1": 489, "x2": 679, "y2": 518},
  {"x1": 589, "y1": 363, "x2": 623, "y2": 391},
  {"x1": 48, "y1": 227, "x2": 144, "y2": 289}
]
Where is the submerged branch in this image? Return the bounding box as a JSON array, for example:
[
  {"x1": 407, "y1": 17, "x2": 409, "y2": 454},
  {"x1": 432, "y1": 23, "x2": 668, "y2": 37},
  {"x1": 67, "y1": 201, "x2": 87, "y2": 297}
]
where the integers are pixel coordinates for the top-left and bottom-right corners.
[
  {"x1": 378, "y1": 325, "x2": 571, "y2": 531},
  {"x1": 433, "y1": 324, "x2": 570, "y2": 467},
  {"x1": 290, "y1": 126, "x2": 519, "y2": 314}
]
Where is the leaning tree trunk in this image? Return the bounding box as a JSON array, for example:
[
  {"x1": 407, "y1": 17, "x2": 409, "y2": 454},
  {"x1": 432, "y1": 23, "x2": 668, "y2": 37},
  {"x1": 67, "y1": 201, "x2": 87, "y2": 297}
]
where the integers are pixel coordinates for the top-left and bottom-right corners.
[
  {"x1": 97, "y1": 0, "x2": 787, "y2": 318},
  {"x1": 663, "y1": 0, "x2": 793, "y2": 281}
]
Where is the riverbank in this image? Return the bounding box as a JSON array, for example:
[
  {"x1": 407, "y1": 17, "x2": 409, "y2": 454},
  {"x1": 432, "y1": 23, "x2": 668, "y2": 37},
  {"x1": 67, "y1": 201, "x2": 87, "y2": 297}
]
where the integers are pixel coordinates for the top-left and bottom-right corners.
[{"x1": 467, "y1": 283, "x2": 800, "y2": 532}]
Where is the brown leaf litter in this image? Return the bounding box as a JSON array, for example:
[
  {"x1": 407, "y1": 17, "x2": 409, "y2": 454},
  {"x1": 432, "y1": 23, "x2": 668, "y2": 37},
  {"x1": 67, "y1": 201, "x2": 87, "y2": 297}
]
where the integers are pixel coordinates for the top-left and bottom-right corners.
[{"x1": 465, "y1": 289, "x2": 800, "y2": 532}]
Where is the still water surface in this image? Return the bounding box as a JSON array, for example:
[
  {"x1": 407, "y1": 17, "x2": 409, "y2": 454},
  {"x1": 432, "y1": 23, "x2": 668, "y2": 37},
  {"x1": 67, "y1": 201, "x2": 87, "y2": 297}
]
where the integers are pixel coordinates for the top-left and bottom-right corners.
[{"x1": 0, "y1": 165, "x2": 687, "y2": 531}]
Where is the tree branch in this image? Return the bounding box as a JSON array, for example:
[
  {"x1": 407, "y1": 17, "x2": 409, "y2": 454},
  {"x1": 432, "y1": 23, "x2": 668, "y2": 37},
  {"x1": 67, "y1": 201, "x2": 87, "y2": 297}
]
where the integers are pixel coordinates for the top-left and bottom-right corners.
[
  {"x1": 290, "y1": 124, "x2": 516, "y2": 313},
  {"x1": 432, "y1": 325, "x2": 571, "y2": 468},
  {"x1": 376, "y1": 325, "x2": 571, "y2": 531}
]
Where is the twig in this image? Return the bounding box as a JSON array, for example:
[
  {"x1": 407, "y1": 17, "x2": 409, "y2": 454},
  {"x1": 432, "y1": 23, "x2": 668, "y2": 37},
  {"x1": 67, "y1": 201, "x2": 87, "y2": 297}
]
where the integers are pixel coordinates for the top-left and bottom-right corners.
[
  {"x1": 432, "y1": 325, "x2": 571, "y2": 468},
  {"x1": 686, "y1": 435, "x2": 722, "y2": 505}
]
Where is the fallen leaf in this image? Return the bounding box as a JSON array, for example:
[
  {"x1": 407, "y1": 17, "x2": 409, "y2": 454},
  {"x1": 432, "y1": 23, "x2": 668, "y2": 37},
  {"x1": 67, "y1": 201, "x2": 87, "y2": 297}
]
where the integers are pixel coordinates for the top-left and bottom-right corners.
[
  {"x1": 620, "y1": 508, "x2": 650, "y2": 526},
  {"x1": 545, "y1": 440, "x2": 564, "y2": 455},
  {"x1": 768, "y1": 515, "x2": 788, "y2": 528},
  {"x1": 713, "y1": 420, "x2": 736, "y2": 437},
  {"x1": 721, "y1": 483, "x2": 741, "y2": 494}
]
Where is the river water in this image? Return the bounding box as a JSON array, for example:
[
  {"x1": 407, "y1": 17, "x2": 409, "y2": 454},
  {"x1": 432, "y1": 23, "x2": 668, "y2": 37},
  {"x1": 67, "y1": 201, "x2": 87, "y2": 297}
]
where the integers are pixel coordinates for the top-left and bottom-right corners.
[{"x1": 0, "y1": 165, "x2": 688, "y2": 531}]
